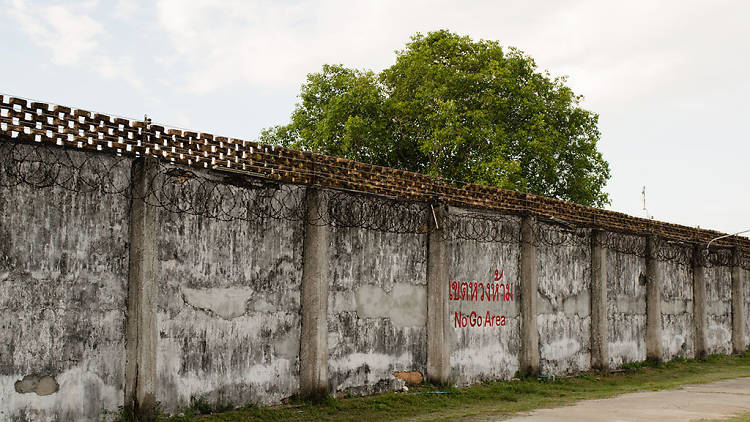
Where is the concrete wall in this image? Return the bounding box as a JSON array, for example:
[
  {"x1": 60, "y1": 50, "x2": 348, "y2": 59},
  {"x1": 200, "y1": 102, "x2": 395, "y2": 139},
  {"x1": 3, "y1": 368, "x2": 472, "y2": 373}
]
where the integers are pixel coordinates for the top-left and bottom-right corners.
[
  {"x1": 536, "y1": 226, "x2": 591, "y2": 375},
  {"x1": 2, "y1": 144, "x2": 749, "y2": 420},
  {"x1": 660, "y1": 245, "x2": 694, "y2": 360},
  {"x1": 0, "y1": 147, "x2": 130, "y2": 421},
  {"x1": 705, "y1": 265, "x2": 733, "y2": 355},
  {"x1": 744, "y1": 267, "x2": 750, "y2": 349},
  {"x1": 448, "y1": 209, "x2": 521, "y2": 385},
  {"x1": 155, "y1": 171, "x2": 304, "y2": 411},
  {"x1": 606, "y1": 234, "x2": 647, "y2": 367},
  {"x1": 327, "y1": 226, "x2": 427, "y2": 395}
]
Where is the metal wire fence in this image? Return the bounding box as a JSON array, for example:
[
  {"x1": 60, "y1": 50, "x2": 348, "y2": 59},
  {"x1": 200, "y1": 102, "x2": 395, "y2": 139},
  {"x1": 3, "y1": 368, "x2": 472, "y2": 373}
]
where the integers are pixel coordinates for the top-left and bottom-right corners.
[{"x1": 1, "y1": 137, "x2": 748, "y2": 268}]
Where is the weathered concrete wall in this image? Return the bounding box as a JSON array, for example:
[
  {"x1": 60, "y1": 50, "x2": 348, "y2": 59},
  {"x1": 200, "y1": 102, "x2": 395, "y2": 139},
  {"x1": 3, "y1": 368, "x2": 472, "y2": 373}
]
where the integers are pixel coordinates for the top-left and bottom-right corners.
[
  {"x1": 704, "y1": 265, "x2": 732, "y2": 355},
  {"x1": 744, "y1": 268, "x2": 750, "y2": 350},
  {"x1": 155, "y1": 172, "x2": 304, "y2": 411},
  {"x1": 607, "y1": 234, "x2": 647, "y2": 367},
  {"x1": 448, "y1": 209, "x2": 521, "y2": 385},
  {"x1": 536, "y1": 226, "x2": 591, "y2": 375},
  {"x1": 660, "y1": 246, "x2": 694, "y2": 360},
  {"x1": 2, "y1": 143, "x2": 746, "y2": 419},
  {"x1": 327, "y1": 226, "x2": 427, "y2": 395},
  {"x1": 0, "y1": 148, "x2": 130, "y2": 421}
]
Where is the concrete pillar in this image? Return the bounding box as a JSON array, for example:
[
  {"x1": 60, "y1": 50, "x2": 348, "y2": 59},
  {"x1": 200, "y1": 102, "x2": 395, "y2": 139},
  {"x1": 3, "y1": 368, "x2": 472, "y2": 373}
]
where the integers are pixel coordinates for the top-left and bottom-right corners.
[
  {"x1": 125, "y1": 156, "x2": 159, "y2": 415},
  {"x1": 590, "y1": 230, "x2": 609, "y2": 370},
  {"x1": 693, "y1": 245, "x2": 708, "y2": 360},
  {"x1": 731, "y1": 248, "x2": 746, "y2": 354},
  {"x1": 645, "y1": 235, "x2": 663, "y2": 362},
  {"x1": 426, "y1": 203, "x2": 451, "y2": 384},
  {"x1": 299, "y1": 188, "x2": 330, "y2": 397},
  {"x1": 519, "y1": 216, "x2": 539, "y2": 375}
]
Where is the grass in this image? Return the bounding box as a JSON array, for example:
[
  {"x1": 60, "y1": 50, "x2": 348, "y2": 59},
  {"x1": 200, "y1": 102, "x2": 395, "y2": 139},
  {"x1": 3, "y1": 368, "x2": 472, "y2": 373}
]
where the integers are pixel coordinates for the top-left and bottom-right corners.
[{"x1": 134, "y1": 354, "x2": 750, "y2": 422}]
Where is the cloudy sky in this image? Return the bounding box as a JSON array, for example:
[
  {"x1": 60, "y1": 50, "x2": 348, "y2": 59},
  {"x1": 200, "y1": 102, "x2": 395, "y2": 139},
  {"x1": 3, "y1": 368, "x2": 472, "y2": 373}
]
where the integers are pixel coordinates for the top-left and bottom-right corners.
[{"x1": 1, "y1": 0, "x2": 748, "y2": 236}]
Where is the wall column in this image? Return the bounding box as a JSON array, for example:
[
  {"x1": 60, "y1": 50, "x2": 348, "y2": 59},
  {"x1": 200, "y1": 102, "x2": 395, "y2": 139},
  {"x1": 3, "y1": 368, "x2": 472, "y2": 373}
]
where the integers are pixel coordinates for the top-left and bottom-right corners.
[
  {"x1": 693, "y1": 245, "x2": 708, "y2": 360},
  {"x1": 590, "y1": 230, "x2": 609, "y2": 370},
  {"x1": 125, "y1": 156, "x2": 159, "y2": 415},
  {"x1": 299, "y1": 188, "x2": 330, "y2": 397},
  {"x1": 519, "y1": 216, "x2": 539, "y2": 375},
  {"x1": 731, "y1": 248, "x2": 746, "y2": 354},
  {"x1": 426, "y1": 203, "x2": 451, "y2": 384},
  {"x1": 645, "y1": 234, "x2": 663, "y2": 362}
]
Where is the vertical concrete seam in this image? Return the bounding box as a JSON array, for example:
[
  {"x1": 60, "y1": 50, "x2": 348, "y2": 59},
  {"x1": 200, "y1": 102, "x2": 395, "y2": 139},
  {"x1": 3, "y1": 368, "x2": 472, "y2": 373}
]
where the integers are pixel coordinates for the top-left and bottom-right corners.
[
  {"x1": 520, "y1": 215, "x2": 539, "y2": 375},
  {"x1": 645, "y1": 234, "x2": 663, "y2": 362},
  {"x1": 590, "y1": 230, "x2": 608, "y2": 370},
  {"x1": 299, "y1": 187, "x2": 330, "y2": 397},
  {"x1": 124, "y1": 156, "x2": 159, "y2": 411},
  {"x1": 426, "y1": 203, "x2": 451, "y2": 384}
]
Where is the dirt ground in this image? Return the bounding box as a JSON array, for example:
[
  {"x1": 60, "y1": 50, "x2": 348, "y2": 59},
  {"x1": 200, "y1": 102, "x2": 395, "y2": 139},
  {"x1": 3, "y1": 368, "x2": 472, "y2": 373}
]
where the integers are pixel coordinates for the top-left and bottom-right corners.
[{"x1": 502, "y1": 377, "x2": 750, "y2": 422}]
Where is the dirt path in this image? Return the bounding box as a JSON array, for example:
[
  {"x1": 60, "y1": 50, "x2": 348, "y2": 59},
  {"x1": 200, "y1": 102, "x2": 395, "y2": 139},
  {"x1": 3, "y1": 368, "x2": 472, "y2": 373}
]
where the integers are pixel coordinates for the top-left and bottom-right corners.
[{"x1": 502, "y1": 377, "x2": 750, "y2": 422}]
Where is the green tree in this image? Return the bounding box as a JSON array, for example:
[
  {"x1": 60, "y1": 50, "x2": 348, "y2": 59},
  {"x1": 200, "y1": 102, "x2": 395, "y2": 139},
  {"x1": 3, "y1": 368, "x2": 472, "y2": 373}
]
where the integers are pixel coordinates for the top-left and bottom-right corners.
[{"x1": 261, "y1": 30, "x2": 610, "y2": 207}]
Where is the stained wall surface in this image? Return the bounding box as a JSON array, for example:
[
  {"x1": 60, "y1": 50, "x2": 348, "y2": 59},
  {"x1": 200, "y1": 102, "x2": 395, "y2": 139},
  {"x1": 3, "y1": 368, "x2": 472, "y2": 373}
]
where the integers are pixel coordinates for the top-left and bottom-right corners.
[
  {"x1": 705, "y1": 265, "x2": 732, "y2": 355},
  {"x1": 448, "y1": 209, "x2": 521, "y2": 385},
  {"x1": 155, "y1": 173, "x2": 305, "y2": 411},
  {"x1": 1, "y1": 142, "x2": 748, "y2": 420},
  {"x1": 606, "y1": 234, "x2": 647, "y2": 367},
  {"x1": 660, "y1": 244, "x2": 694, "y2": 360},
  {"x1": 536, "y1": 226, "x2": 592, "y2": 375},
  {"x1": 744, "y1": 268, "x2": 750, "y2": 348},
  {"x1": 327, "y1": 226, "x2": 427, "y2": 395},
  {"x1": 0, "y1": 148, "x2": 130, "y2": 421}
]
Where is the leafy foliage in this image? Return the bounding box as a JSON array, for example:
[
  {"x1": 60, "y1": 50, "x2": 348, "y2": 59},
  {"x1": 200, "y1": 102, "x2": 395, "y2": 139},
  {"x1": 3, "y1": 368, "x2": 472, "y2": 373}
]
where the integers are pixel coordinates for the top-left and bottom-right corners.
[{"x1": 262, "y1": 30, "x2": 611, "y2": 207}]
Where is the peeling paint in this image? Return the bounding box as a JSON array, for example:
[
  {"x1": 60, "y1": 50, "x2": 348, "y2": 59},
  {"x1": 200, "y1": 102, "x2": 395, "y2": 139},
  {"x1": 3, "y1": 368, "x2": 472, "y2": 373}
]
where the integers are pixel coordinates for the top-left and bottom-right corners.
[
  {"x1": 0, "y1": 147, "x2": 128, "y2": 421},
  {"x1": 355, "y1": 283, "x2": 426, "y2": 328},
  {"x1": 156, "y1": 179, "x2": 304, "y2": 411},
  {"x1": 2, "y1": 145, "x2": 744, "y2": 419},
  {"x1": 536, "y1": 226, "x2": 591, "y2": 374},
  {"x1": 607, "y1": 234, "x2": 647, "y2": 367},
  {"x1": 15, "y1": 375, "x2": 59, "y2": 395},
  {"x1": 328, "y1": 225, "x2": 427, "y2": 395},
  {"x1": 449, "y1": 210, "x2": 521, "y2": 384},
  {"x1": 660, "y1": 248, "x2": 694, "y2": 360},
  {"x1": 705, "y1": 265, "x2": 732, "y2": 355},
  {"x1": 182, "y1": 287, "x2": 253, "y2": 320}
]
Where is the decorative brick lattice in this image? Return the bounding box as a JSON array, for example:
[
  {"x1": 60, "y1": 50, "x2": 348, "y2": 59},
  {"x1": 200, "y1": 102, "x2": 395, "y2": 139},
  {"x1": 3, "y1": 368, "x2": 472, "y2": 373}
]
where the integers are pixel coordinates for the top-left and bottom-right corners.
[{"x1": 1, "y1": 94, "x2": 748, "y2": 252}]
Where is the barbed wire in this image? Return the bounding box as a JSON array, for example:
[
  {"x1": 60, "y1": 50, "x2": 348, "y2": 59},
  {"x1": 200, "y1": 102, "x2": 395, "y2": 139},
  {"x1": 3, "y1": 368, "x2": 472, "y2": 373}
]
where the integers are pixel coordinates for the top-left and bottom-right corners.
[
  {"x1": 0, "y1": 139, "x2": 131, "y2": 195},
  {"x1": 704, "y1": 248, "x2": 734, "y2": 268},
  {"x1": 655, "y1": 239, "x2": 693, "y2": 268},
  {"x1": 739, "y1": 252, "x2": 750, "y2": 271},
  {"x1": 318, "y1": 189, "x2": 429, "y2": 234},
  {"x1": 0, "y1": 139, "x2": 522, "y2": 241},
  {"x1": 146, "y1": 164, "x2": 306, "y2": 223},
  {"x1": 2, "y1": 138, "x2": 750, "y2": 254},
  {"x1": 595, "y1": 231, "x2": 648, "y2": 257},
  {"x1": 443, "y1": 210, "x2": 520, "y2": 243},
  {"x1": 534, "y1": 222, "x2": 589, "y2": 248}
]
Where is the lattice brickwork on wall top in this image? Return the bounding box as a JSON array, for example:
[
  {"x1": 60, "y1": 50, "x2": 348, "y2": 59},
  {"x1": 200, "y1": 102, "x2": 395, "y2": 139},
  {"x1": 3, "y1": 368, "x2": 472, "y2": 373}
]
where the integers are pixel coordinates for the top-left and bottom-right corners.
[{"x1": 1, "y1": 94, "x2": 748, "y2": 251}]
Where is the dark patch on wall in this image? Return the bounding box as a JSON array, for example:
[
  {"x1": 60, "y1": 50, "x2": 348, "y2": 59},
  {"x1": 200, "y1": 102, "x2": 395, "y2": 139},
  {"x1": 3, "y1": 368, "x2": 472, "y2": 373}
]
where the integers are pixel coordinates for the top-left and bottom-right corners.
[
  {"x1": 155, "y1": 177, "x2": 304, "y2": 411},
  {"x1": 607, "y1": 234, "x2": 647, "y2": 367},
  {"x1": 0, "y1": 146, "x2": 129, "y2": 421},
  {"x1": 328, "y1": 225, "x2": 427, "y2": 395}
]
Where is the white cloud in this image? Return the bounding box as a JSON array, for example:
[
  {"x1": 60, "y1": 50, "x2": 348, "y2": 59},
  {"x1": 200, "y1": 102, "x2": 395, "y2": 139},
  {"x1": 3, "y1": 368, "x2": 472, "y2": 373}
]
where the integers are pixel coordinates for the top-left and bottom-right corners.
[
  {"x1": 152, "y1": 0, "x2": 750, "y2": 109},
  {"x1": 9, "y1": 0, "x2": 105, "y2": 66},
  {"x1": 113, "y1": 0, "x2": 139, "y2": 19},
  {"x1": 8, "y1": 0, "x2": 148, "y2": 94}
]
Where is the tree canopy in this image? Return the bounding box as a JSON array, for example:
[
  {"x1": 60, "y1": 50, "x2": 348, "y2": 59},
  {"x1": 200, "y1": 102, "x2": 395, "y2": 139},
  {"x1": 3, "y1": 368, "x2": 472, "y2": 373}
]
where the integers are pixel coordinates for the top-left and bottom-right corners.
[{"x1": 261, "y1": 30, "x2": 610, "y2": 207}]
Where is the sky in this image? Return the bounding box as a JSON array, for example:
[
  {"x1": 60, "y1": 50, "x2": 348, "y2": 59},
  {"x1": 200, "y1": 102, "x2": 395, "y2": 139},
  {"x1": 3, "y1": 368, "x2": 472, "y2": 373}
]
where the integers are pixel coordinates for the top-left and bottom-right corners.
[{"x1": 1, "y1": 0, "x2": 748, "y2": 236}]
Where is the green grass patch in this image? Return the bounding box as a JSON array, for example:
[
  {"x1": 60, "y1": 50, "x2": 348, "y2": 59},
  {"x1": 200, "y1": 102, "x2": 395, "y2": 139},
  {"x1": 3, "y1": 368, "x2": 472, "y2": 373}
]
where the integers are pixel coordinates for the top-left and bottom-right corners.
[{"x1": 130, "y1": 354, "x2": 750, "y2": 422}]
